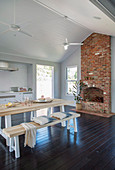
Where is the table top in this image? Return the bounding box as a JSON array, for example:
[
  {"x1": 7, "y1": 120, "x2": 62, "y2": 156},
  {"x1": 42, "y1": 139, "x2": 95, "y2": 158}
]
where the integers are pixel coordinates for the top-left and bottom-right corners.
[{"x1": 0, "y1": 99, "x2": 74, "y2": 117}]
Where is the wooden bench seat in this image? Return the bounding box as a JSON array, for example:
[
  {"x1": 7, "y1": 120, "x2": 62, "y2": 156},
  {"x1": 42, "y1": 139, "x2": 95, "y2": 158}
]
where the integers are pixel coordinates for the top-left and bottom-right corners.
[{"x1": 3, "y1": 113, "x2": 80, "y2": 158}]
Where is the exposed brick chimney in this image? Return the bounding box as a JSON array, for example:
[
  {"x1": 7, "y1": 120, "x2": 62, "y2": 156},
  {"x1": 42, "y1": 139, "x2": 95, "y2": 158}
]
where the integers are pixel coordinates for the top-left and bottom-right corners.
[{"x1": 81, "y1": 33, "x2": 111, "y2": 113}]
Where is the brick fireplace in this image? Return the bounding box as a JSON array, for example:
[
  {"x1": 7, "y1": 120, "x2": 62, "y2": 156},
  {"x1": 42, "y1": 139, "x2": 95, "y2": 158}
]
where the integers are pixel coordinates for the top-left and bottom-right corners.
[
  {"x1": 83, "y1": 87, "x2": 104, "y2": 103},
  {"x1": 81, "y1": 33, "x2": 111, "y2": 114}
]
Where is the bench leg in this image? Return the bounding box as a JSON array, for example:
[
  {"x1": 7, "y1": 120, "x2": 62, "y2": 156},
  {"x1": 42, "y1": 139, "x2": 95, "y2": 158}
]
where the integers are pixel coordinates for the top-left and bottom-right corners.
[
  {"x1": 9, "y1": 137, "x2": 14, "y2": 152},
  {"x1": 60, "y1": 106, "x2": 66, "y2": 127},
  {"x1": 73, "y1": 118, "x2": 77, "y2": 132},
  {"x1": 5, "y1": 115, "x2": 11, "y2": 146},
  {"x1": 14, "y1": 136, "x2": 20, "y2": 158},
  {"x1": 67, "y1": 120, "x2": 70, "y2": 130}
]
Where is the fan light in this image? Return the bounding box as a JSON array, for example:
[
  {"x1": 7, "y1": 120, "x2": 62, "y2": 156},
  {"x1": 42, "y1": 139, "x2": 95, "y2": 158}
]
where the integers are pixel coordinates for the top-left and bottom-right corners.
[
  {"x1": 10, "y1": 25, "x2": 21, "y2": 31},
  {"x1": 64, "y1": 45, "x2": 68, "y2": 50}
]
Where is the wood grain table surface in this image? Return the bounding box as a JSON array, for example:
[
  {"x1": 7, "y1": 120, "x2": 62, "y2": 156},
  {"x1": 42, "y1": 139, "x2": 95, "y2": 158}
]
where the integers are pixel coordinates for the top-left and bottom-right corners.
[{"x1": 0, "y1": 99, "x2": 74, "y2": 117}]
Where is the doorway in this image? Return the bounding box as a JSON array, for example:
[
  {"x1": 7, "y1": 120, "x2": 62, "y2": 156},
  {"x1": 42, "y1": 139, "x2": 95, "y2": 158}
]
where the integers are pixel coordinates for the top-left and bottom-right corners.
[{"x1": 36, "y1": 64, "x2": 54, "y2": 115}]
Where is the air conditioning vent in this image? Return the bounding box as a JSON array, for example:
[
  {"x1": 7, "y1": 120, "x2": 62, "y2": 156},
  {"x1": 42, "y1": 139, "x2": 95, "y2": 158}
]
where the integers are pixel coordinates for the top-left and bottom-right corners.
[{"x1": 89, "y1": 0, "x2": 115, "y2": 22}]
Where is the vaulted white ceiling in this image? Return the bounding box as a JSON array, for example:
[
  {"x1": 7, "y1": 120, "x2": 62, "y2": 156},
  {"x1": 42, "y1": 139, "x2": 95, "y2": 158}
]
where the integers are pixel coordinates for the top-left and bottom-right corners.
[{"x1": 0, "y1": 0, "x2": 114, "y2": 62}]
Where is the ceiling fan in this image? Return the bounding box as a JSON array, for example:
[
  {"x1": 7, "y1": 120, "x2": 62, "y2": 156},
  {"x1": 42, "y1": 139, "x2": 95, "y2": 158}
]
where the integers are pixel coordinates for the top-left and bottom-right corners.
[
  {"x1": 0, "y1": 0, "x2": 32, "y2": 37},
  {"x1": 63, "y1": 38, "x2": 83, "y2": 50}
]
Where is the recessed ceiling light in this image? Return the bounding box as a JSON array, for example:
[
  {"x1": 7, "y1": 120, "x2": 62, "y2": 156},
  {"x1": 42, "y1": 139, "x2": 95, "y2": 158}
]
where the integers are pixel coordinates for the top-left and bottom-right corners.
[
  {"x1": 90, "y1": 0, "x2": 115, "y2": 22},
  {"x1": 93, "y1": 16, "x2": 101, "y2": 19}
]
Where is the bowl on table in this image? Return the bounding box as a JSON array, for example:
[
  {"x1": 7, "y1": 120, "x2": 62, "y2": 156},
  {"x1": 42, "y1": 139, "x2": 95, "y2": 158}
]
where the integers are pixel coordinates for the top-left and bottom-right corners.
[{"x1": 33, "y1": 98, "x2": 53, "y2": 103}]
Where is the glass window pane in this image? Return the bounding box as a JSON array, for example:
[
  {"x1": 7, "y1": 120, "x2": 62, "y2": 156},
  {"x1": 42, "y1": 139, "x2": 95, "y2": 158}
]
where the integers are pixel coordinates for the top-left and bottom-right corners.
[
  {"x1": 36, "y1": 65, "x2": 54, "y2": 98},
  {"x1": 67, "y1": 81, "x2": 76, "y2": 94},
  {"x1": 67, "y1": 67, "x2": 77, "y2": 80}
]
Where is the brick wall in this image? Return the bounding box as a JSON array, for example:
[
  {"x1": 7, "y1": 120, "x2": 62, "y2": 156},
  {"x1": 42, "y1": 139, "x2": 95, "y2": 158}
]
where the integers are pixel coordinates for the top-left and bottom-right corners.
[{"x1": 81, "y1": 33, "x2": 111, "y2": 113}]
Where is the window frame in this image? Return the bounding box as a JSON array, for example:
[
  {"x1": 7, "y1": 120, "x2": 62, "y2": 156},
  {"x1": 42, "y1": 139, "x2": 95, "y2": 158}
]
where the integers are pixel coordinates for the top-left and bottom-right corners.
[{"x1": 66, "y1": 65, "x2": 78, "y2": 96}]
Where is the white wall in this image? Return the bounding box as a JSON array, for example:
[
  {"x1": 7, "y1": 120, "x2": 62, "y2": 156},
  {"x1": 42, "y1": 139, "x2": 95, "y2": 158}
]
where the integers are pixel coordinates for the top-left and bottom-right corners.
[
  {"x1": 111, "y1": 36, "x2": 115, "y2": 113},
  {"x1": 61, "y1": 47, "x2": 81, "y2": 105},
  {"x1": 27, "y1": 64, "x2": 33, "y2": 90},
  {"x1": 0, "y1": 63, "x2": 27, "y2": 91},
  {"x1": 0, "y1": 54, "x2": 61, "y2": 99}
]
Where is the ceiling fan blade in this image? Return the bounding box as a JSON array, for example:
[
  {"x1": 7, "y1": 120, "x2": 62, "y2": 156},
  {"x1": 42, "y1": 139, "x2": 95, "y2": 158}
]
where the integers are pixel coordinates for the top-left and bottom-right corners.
[
  {"x1": 18, "y1": 20, "x2": 32, "y2": 28},
  {"x1": 69, "y1": 43, "x2": 83, "y2": 45},
  {"x1": 19, "y1": 30, "x2": 32, "y2": 37},
  {"x1": 0, "y1": 29, "x2": 10, "y2": 36},
  {"x1": 0, "y1": 21, "x2": 10, "y2": 27}
]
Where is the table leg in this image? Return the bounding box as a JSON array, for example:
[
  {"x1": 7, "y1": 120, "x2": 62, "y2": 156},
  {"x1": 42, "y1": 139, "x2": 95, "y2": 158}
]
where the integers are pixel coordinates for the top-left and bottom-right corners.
[
  {"x1": 5, "y1": 115, "x2": 11, "y2": 146},
  {"x1": 0, "y1": 117, "x2": 7, "y2": 139},
  {"x1": 30, "y1": 111, "x2": 37, "y2": 121},
  {"x1": 60, "y1": 105, "x2": 66, "y2": 127},
  {"x1": 51, "y1": 107, "x2": 53, "y2": 114},
  {"x1": 31, "y1": 111, "x2": 34, "y2": 121},
  {"x1": 47, "y1": 107, "x2": 52, "y2": 117},
  {"x1": 34, "y1": 111, "x2": 37, "y2": 117},
  {"x1": 24, "y1": 113, "x2": 26, "y2": 122},
  {"x1": 0, "y1": 117, "x2": 1, "y2": 130}
]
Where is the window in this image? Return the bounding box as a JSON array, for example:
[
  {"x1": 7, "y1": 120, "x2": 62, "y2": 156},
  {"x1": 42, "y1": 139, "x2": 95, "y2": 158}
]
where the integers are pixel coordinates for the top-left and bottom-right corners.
[{"x1": 66, "y1": 66, "x2": 77, "y2": 95}]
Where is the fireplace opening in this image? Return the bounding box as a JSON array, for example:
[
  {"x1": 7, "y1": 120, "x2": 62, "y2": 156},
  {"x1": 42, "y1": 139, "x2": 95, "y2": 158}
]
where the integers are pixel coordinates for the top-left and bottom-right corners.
[{"x1": 83, "y1": 87, "x2": 104, "y2": 103}]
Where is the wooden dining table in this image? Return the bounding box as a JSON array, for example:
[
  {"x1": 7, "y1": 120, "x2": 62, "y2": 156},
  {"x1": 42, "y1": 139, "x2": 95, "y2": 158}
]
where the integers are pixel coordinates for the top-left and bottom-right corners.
[{"x1": 0, "y1": 99, "x2": 74, "y2": 145}]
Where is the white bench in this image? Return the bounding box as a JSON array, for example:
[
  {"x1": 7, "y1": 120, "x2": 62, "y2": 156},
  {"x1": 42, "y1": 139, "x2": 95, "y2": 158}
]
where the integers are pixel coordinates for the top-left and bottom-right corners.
[{"x1": 3, "y1": 112, "x2": 80, "y2": 158}]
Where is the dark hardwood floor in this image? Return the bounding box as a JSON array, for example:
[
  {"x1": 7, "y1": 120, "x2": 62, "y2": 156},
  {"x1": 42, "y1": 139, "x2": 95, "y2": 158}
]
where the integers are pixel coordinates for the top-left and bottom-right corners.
[{"x1": 0, "y1": 111, "x2": 115, "y2": 170}]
